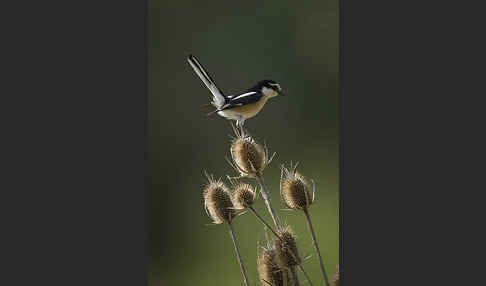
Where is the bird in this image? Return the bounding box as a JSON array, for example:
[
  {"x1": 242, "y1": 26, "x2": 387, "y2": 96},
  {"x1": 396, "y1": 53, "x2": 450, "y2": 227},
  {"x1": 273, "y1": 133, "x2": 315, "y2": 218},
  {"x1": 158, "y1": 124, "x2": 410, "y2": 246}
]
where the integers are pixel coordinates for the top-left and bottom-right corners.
[{"x1": 187, "y1": 54, "x2": 285, "y2": 127}]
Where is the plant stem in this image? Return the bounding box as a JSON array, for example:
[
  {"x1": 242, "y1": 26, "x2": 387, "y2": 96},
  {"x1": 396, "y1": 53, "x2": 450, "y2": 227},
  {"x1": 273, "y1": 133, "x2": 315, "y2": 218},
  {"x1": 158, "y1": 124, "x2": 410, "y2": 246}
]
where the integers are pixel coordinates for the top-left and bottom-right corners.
[
  {"x1": 228, "y1": 222, "x2": 250, "y2": 286},
  {"x1": 290, "y1": 267, "x2": 300, "y2": 286},
  {"x1": 282, "y1": 269, "x2": 288, "y2": 286},
  {"x1": 256, "y1": 173, "x2": 281, "y2": 228},
  {"x1": 304, "y1": 209, "x2": 330, "y2": 286},
  {"x1": 249, "y1": 206, "x2": 280, "y2": 238},
  {"x1": 297, "y1": 264, "x2": 313, "y2": 286}
]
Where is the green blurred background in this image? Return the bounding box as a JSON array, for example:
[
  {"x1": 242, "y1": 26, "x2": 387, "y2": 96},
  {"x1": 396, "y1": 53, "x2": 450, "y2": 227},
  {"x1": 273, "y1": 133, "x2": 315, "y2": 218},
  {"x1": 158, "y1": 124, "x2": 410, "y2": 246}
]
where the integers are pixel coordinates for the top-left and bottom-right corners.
[{"x1": 149, "y1": 1, "x2": 338, "y2": 285}]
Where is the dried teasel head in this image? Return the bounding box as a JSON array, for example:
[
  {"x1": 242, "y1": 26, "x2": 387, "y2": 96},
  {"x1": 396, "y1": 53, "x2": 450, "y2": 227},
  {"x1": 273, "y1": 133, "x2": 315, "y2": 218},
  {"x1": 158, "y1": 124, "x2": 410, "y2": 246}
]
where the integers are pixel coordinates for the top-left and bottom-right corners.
[
  {"x1": 231, "y1": 182, "x2": 257, "y2": 210},
  {"x1": 202, "y1": 173, "x2": 235, "y2": 224},
  {"x1": 257, "y1": 243, "x2": 293, "y2": 286},
  {"x1": 334, "y1": 265, "x2": 340, "y2": 286},
  {"x1": 280, "y1": 162, "x2": 315, "y2": 211},
  {"x1": 274, "y1": 226, "x2": 301, "y2": 269},
  {"x1": 258, "y1": 246, "x2": 284, "y2": 286},
  {"x1": 228, "y1": 126, "x2": 275, "y2": 177}
]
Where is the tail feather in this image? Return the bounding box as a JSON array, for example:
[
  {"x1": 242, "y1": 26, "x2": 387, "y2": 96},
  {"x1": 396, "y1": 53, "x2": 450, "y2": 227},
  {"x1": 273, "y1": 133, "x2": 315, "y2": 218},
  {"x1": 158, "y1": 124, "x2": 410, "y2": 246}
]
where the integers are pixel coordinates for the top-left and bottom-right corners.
[{"x1": 187, "y1": 55, "x2": 226, "y2": 108}]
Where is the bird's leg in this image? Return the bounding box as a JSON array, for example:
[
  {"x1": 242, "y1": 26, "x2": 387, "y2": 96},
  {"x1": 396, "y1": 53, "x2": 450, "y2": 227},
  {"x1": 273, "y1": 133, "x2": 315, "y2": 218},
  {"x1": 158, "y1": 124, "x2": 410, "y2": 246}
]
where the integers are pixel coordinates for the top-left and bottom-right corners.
[
  {"x1": 237, "y1": 116, "x2": 245, "y2": 131},
  {"x1": 235, "y1": 120, "x2": 243, "y2": 134}
]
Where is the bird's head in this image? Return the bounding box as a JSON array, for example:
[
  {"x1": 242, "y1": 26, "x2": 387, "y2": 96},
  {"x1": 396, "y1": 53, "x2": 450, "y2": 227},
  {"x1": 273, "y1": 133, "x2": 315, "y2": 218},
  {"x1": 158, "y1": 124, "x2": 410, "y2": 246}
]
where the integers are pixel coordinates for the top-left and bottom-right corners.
[{"x1": 255, "y1": 79, "x2": 285, "y2": 98}]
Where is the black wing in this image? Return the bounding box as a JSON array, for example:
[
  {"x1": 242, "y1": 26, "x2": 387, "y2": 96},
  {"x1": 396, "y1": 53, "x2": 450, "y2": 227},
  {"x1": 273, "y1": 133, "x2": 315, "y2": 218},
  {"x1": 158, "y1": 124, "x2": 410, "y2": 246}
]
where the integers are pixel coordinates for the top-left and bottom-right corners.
[{"x1": 220, "y1": 91, "x2": 263, "y2": 110}]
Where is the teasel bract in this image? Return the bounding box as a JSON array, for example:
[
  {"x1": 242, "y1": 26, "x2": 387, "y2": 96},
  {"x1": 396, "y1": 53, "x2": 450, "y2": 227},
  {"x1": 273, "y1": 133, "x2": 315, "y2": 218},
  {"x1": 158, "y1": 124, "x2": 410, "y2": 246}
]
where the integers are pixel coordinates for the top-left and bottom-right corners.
[
  {"x1": 203, "y1": 173, "x2": 235, "y2": 224},
  {"x1": 279, "y1": 163, "x2": 330, "y2": 286},
  {"x1": 202, "y1": 173, "x2": 250, "y2": 286},
  {"x1": 228, "y1": 125, "x2": 274, "y2": 178},
  {"x1": 227, "y1": 125, "x2": 281, "y2": 228},
  {"x1": 333, "y1": 265, "x2": 340, "y2": 286},
  {"x1": 231, "y1": 182, "x2": 257, "y2": 210},
  {"x1": 258, "y1": 246, "x2": 286, "y2": 286},
  {"x1": 274, "y1": 226, "x2": 302, "y2": 269},
  {"x1": 280, "y1": 162, "x2": 315, "y2": 211}
]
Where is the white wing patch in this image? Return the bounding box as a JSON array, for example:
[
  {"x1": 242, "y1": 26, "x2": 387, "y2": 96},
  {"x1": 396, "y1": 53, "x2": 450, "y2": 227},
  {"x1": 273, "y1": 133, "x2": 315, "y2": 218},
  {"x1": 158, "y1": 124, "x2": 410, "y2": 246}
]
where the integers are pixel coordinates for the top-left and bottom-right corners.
[
  {"x1": 231, "y1": 92, "x2": 258, "y2": 101},
  {"x1": 187, "y1": 55, "x2": 226, "y2": 108}
]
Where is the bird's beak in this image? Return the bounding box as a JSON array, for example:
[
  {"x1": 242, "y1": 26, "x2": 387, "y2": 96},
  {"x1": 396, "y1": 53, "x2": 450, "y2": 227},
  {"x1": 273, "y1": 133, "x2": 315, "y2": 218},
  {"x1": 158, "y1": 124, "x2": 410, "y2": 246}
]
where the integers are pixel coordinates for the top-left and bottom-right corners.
[{"x1": 278, "y1": 90, "x2": 286, "y2": 96}]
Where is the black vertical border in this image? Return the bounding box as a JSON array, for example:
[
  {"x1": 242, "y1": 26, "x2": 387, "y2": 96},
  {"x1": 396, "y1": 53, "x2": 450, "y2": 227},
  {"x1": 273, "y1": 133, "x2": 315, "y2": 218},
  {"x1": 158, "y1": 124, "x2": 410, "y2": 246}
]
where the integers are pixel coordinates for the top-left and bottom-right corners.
[
  {"x1": 340, "y1": 0, "x2": 479, "y2": 284},
  {"x1": 2, "y1": 0, "x2": 148, "y2": 285},
  {"x1": 339, "y1": 0, "x2": 344, "y2": 283}
]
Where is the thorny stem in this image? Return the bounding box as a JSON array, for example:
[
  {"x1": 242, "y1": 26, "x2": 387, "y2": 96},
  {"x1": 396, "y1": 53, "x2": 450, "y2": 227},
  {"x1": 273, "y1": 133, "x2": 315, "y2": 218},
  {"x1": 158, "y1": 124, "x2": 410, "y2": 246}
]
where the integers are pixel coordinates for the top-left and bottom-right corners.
[
  {"x1": 282, "y1": 270, "x2": 288, "y2": 286},
  {"x1": 304, "y1": 209, "x2": 330, "y2": 286},
  {"x1": 249, "y1": 206, "x2": 280, "y2": 238},
  {"x1": 255, "y1": 174, "x2": 297, "y2": 286},
  {"x1": 290, "y1": 267, "x2": 300, "y2": 286},
  {"x1": 228, "y1": 223, "x2": 250, "y2": 286},
  {"x1": 297, "y1": 264, "x2": 313, "y2": 286},
  {"x1": 250, "y1": 207, "x2": 313, "y2": 286},
  {"x1": 256, "y1": 173, "x2": 281, "y2": 228},
  {"x1": 262, "y1": 279, "x2": 273, "y2": 286}
]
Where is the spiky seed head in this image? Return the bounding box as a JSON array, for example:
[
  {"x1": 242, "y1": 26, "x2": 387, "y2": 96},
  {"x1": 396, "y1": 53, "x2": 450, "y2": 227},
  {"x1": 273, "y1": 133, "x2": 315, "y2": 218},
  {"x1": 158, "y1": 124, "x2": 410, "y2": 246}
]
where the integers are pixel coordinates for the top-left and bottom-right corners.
[
  {"x1": 334, "y1": 265, "x2": 340, "y2": 286},
  {"x1": 232, "y1": 183, "x2": 257, "y2": 209},
  {"x1": 281, "y1": 173, "x2": 312, "y2": 210},
  {"x1": 280, "y1": 164, "x2": 315, "y2": 211},
  {"x1": 203, "y1": 174, "x2": 235, "y2": 224},
  {"x1": 258, "y1": 247, "x2": 286, "y2": 286},
  {"x1": 274, "y1": 226, "x2": 301, "y2": 268},
  {"x1": 230, "y1": 127, "x2": 269, "y2": 177}
]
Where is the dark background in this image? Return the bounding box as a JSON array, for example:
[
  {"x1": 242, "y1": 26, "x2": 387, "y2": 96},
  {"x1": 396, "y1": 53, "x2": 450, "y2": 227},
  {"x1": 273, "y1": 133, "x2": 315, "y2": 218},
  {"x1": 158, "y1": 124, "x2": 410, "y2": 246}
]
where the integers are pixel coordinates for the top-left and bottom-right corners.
[{"x1": 149, "y1": 1, "x2": 339, "y2": 285}]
